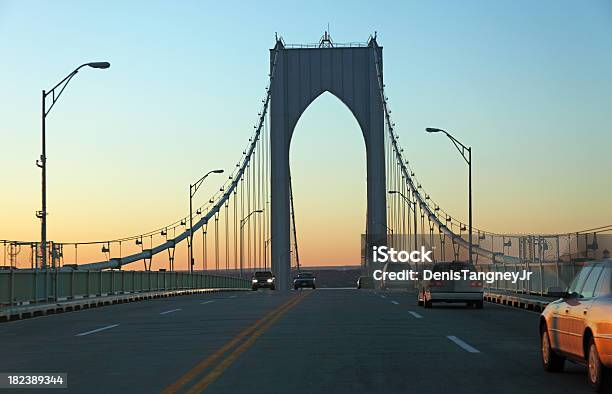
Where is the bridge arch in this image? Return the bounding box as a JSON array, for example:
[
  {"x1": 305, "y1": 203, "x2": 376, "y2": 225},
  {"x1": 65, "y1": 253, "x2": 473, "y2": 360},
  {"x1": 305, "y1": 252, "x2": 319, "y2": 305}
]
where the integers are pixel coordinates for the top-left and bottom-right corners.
[
  {"x1": 270, "y1": 39, "x2": 387, "y2": 290},
  {"x1": 289, "y1": 91, "x2": 367, "y2": 266}
]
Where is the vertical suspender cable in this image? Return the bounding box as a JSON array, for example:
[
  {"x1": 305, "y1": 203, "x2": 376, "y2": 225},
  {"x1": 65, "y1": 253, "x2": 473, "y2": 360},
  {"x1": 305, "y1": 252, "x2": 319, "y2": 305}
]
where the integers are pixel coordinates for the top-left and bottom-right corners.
[
  {"x1": 241, "y1": 176, "x2": 244, "y2": 274},
  {"x1": 225, "y1": 201, "x2": 229, "y2": 271},
  {"x1": 247, "y1": 162, "x2": 251, "y2": 271},
  {"x1": 214, "y1": 212, "x2": 219, "y2": 271},
  {"x1": 202, "y1": 223, "x2": 207, "y2": 270},
  {"x1": 234, "y1": 188, "x2": 237, "y2": 271},
  {"x1": 259, "y1": 134, "x2": 263, "y2": 269},
  {"x1": 256, "y1": 141, "x2": 260, "y2": 269}
]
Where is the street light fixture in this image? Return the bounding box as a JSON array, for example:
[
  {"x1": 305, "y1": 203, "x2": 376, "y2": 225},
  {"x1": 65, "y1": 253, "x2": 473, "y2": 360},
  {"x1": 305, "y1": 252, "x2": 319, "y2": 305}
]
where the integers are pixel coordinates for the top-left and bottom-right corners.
[
  {"x1": 425, "y1": 127, "x2": 472, "y2": 266},
  {"x1": 189, "y1": 169, "x2": 224, "y2": 273},
  {"x1": 39, "y1": 62, "x2": 110, "y2": 269},
  {"x1": 240, "y1": 209, "x2": 263, "y2": 278},
  {"x1": 86, "y1": 62, "x2": 110, "y2": 69},
  {"x1": 388, "y1": 190, "x2": 418, "y2": 251}
]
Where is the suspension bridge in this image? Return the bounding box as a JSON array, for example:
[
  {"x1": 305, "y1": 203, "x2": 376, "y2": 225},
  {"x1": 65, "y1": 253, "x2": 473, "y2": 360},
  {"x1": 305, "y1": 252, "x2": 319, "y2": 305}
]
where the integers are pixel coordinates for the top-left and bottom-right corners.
[{"x1": 1, "y1": 33, "x2": 610, "y2": 393}]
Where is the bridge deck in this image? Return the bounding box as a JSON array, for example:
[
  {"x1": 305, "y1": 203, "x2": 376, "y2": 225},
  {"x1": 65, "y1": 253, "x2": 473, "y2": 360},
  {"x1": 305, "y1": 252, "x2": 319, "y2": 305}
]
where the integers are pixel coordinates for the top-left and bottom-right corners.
[{"x1": 0, "y1": 289, "x2": 590, "y2": 393}]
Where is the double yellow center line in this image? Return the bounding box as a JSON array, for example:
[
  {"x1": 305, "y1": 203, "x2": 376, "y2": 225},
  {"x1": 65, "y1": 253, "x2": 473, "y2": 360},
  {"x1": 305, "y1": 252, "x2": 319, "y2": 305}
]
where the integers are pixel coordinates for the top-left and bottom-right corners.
[{"x1": 162, "y1": 292, "x2": 310, "y2": 393}]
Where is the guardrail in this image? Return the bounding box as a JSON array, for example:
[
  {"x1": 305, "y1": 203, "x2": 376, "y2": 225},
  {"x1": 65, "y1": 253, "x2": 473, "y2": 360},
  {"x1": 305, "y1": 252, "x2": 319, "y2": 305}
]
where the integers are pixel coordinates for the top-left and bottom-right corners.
[
  {"x1": 484, "y1": 290, "x2": 552, "y2": 312},
  {"x1": 477, "y1": 261, "x2": 586, "y2": 296},
  {"x1": 0, "y1": 270, "x2": 250, "y2": 307}
]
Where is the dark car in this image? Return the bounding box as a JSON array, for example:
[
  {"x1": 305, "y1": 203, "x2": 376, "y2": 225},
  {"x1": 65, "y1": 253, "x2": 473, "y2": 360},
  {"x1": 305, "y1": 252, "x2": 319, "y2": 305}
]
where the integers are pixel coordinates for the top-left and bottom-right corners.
[
  {"x1": 357, "y1": 276, "x2": 374, "y2": 289},
  {"x1": 293, "y1": 272, "x2": 316, "y2": 289},
  {"x1": 251, "y1": 271, "x2": 275, "y2": 291}
]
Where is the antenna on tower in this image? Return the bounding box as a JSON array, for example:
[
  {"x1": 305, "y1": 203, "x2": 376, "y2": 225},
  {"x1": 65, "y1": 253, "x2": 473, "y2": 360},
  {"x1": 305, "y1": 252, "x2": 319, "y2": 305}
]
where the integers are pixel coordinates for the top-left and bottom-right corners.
[{"x1": 319, "y1": 25, "x2": 333, "y2": 48}]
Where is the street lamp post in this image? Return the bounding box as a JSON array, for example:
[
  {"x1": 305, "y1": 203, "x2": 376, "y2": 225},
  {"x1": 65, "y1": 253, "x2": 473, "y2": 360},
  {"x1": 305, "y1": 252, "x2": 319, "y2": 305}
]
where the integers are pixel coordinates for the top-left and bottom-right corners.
[
  {"x1": 189, "y1": 169, "x2": 224, "y2": 273},
  {"x1": 425, "y1": 128, "x2": 472, "y2": 266},
  {"x1": 388, "y1": 190, "x2": 418, "y2": 251},
  {"x1": 39, "y1": 62, "x2": 110, "y2": 269},
  {"x1": 264, "y1": 237, "x2": 272, "y2": 270},
  {"x1": 240, "y1": 209, "x2": 263, "y2": 278}
]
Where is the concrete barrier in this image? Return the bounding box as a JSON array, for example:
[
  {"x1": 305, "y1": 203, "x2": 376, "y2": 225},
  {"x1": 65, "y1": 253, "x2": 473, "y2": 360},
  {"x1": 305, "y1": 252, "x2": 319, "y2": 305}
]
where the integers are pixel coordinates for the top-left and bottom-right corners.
[
  {"x1": 484, "y1": 290, "x2": 554, "y2": 313},
  {"x1": 0, "y1": 270, "x2": 250, "y2": 312}
]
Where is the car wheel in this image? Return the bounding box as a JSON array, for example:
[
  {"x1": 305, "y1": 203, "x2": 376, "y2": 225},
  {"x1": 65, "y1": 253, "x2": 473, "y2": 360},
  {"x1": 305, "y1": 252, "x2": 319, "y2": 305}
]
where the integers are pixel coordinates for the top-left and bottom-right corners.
[
  {"x1": 587, "y1": 337, "x2": 610, "y2": 392},
  {"x1": 270, "y1": 285, "x2": 275, "y2": 291},
  {"x1": 312, "y1": 285, "x2": 316, "y2": 289},
  {"x1": 418, "y1": 291, "x2": 425, "y2": 307},
  {"x1": 294, "y1": 285, "x2": 298, "y2": 290},
  {"x1": 252, "y1": 287, "x2": 257, "y2": 291},
  {"x1": 541, "y1": 327, "x2": 565, "y2": 372},
  {"x1": 475, "y1": 300, "x2": 484, "y2": 309},
  {"x1": 424, "y1": 295, "x2": 432, "y2": 309}
]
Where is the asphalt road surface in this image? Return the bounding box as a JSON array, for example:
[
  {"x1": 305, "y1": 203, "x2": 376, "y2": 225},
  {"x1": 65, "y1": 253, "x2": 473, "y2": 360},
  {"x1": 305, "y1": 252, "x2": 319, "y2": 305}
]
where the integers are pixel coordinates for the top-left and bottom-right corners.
[{"x1": 0, "y1": 289, "x2": 593, "y2": 393}]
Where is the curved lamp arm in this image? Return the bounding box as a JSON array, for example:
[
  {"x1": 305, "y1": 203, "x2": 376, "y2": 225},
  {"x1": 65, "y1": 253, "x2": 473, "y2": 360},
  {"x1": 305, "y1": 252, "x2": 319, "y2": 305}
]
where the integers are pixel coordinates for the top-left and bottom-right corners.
[{"x1": 44, "y1": 62, "x2": 111, "y2": 117}]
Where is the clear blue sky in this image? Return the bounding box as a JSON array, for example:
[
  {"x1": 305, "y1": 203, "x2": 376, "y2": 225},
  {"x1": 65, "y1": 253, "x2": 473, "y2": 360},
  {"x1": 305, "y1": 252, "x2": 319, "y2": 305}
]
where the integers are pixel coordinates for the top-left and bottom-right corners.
[{"x1": 1, "y1": 1, "x2": 611, "y2": 265}]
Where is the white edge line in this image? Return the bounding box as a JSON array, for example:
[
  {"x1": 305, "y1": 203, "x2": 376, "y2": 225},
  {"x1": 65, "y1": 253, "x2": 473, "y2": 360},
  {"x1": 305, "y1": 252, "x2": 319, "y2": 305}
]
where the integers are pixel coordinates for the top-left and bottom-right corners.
[
  {"x1": 447, "y1": 335, "x2": 480, "y2": 353},
  {"x1": 408, "y1": 311, "x2": 423, "y2": 318},
  {"x1": 75, "y1": 324, "x2": 119, "y2": 337},
  {"x1": 390, "y1": 300, "x2": 399, "y2": 305},
  {"x1": 200, "y1": 301, "x2": 215, "y2": 305},
  {"x1": 159, "y1": 308, "x2": 182, "y2": 315}
]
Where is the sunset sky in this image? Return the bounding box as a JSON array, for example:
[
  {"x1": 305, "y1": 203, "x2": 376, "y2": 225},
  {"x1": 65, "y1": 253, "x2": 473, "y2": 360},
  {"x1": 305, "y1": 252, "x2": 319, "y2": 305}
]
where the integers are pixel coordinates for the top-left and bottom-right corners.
[{"x1": 1, "y1": 1, "x2": 611, "y2": 269}]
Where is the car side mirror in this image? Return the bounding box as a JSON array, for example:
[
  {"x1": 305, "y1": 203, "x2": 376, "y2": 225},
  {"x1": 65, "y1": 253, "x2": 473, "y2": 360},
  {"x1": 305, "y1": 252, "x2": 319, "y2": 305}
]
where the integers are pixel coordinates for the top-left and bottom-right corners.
[
  {"x1": 566, "y1": 291, "x2": 581, "y2": 299},
  {"x1": 546, "y1": 286, "x2": 566, "y2": 298}
]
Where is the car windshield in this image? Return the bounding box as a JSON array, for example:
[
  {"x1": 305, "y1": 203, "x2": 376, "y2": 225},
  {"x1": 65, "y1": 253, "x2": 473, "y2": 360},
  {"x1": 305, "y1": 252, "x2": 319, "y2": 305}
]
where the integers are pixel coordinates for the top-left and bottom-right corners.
[
  {"x1": 567, "y1": 265, "x2": 594, "y2": 295},
  {"x1": 596, "y1": 267, "x2": 611, "y2": 296},
  {"x1": 254, "y1": 271, "x2": 273, "y2": 278}
]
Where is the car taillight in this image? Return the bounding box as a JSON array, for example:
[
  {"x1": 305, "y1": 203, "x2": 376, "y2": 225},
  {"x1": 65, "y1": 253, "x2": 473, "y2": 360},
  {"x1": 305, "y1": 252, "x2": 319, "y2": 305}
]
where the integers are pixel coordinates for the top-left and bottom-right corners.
[{"x1": 470, "y1": 280, "x2": 483, "y2": 287}]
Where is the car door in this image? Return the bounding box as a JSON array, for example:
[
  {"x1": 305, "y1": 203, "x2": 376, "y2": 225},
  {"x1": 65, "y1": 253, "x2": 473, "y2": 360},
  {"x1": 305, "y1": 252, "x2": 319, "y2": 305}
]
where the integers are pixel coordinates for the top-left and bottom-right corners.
[
  {"x1": 552, "y1": 265, "x2": 592, "y2": 354},
  {"x1": 566, "y1": 265, "x2": 604, "y2": 357}
]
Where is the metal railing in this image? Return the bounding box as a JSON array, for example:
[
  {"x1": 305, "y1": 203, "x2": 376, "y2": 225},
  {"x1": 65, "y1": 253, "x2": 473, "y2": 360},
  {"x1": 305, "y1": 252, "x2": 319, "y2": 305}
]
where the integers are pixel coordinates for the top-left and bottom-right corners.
[
  {"x1": 0, "y1": 270, "x2": 250, "y2": 307},
  {"x1": 478, "y1": 261, "x2": 587, "y2": 296}
]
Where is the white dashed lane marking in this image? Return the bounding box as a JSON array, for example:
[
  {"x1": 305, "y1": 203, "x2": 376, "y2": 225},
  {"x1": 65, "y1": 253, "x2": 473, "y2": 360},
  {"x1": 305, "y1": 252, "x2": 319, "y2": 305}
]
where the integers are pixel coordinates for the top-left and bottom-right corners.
[
  {"x1": 447, "y1": 335, "x2": 480, "y2": 353},
  {"x1": 159, "y1": 308, "x2": 182, "y2": 315},
  {"x1": 75, "y1": 324, "x2": 119, "y2": 337}
]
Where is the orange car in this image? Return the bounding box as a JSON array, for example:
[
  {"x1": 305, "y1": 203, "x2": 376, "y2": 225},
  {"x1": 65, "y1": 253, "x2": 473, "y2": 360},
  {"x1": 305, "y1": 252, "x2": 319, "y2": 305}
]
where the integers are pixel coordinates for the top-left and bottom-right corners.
[{"x1": 540, "y1": 259, "x2": 612, "y2": 392}]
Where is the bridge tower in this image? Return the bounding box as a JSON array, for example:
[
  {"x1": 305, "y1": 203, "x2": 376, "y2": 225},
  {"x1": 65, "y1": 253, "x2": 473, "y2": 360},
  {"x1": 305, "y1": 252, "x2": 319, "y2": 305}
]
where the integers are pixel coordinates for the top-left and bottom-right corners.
[{"x1": 269, "y1": 33, "x2": 387, "y2": 290}]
